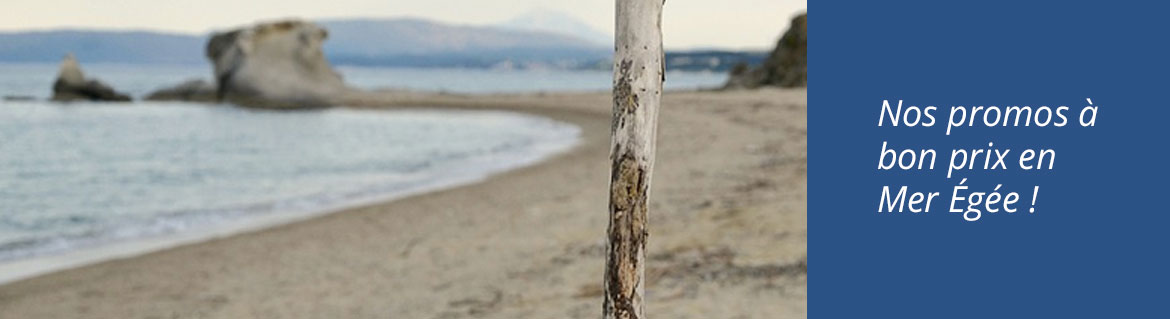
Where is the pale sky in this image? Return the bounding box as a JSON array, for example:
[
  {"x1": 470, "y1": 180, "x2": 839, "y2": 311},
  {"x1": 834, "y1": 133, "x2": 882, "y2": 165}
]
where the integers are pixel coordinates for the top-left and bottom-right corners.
[{"x1": 0, "y1": 0, "x2": 806, "y2": 50}]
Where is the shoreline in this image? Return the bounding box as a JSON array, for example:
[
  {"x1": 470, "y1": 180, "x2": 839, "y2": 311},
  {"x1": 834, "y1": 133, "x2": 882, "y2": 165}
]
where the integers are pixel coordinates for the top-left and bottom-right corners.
[
  {"x1": 0, "y1": 107, "x2": 582, "y2": 285},
  {"x1": 0, "y1": 88, "x2": 808, "y2": 318}
]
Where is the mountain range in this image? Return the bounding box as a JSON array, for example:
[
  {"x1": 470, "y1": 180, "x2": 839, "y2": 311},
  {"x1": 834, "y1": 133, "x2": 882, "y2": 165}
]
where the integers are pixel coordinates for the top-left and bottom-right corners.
[
  {"x1": 0, "y1": 12, "x2": 760, "y2": 70},
  {"x1": 0, "y1": 30, "x2": 204, "y2": 64},
  {"x1": 497, "y1": 9, "x2": 611, "y2": 45},
  {"x1": 317, "y1": 18, "x2": 606, "y2": 68}
]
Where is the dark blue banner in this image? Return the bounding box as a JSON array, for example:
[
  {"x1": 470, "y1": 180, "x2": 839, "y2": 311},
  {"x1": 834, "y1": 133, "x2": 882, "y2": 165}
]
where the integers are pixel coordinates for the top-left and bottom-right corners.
[{"x1": 811, "y1": 1, "x2": 1170, "y2": 317}]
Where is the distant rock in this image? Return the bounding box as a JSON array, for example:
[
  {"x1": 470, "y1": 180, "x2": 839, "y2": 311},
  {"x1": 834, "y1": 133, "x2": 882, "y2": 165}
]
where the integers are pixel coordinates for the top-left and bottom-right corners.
[
  {"x1": 50, "y1": 54, "x2": 132, "y2": 102},
  {"x1": 144, "y1": 79, "x2": 217, "y2": 102},
  {"x1": 3, "y1": 95, "x2": 36, "y2": 101},
  {"x1": 725, "y1": 13, "x2": 807, "y2": 89},
  {"x1": 207, "y1": 20, "x2": 346, "y2": 108}
]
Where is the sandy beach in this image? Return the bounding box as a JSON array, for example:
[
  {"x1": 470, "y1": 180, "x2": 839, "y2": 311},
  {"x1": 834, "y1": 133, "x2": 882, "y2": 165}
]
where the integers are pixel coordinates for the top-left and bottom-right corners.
[{"x1": 0, "y1": 88, "x2": 807, "y2": 318}]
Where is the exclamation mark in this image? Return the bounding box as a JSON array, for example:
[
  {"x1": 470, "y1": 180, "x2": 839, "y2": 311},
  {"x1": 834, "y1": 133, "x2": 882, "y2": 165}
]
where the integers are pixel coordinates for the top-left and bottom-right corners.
[{"x1": 1029, "y1": 186, "x2": 1039, "y2": 213}]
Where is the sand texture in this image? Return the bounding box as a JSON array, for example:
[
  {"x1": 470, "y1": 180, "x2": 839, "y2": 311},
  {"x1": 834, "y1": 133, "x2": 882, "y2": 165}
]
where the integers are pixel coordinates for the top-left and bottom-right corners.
[{"x1": 0, "y1": 88, "x2": 807, "y2": 318}]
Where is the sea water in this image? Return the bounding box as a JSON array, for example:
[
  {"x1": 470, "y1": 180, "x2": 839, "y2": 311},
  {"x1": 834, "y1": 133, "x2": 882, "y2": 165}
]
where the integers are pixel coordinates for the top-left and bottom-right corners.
[
  {"x1": 0, "y1": 62, "x2": 728, "y2": 98},
  {"x1": 2, "y1": 63, "x2": 728, "y2": 282},
  {"x1": 0, "y1": 102, "x2": 580, "y2": 261}
]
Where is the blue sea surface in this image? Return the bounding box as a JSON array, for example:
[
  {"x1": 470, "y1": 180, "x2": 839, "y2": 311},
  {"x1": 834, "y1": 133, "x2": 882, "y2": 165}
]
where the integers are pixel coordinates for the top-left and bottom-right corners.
[
  {"x1": 0, "y1": 62, "x2": 727, "y2": 99},
  {"x1": 0, "y1": 63, "x2": 621, "y2": 274},
  {"x1": 0, "y1": 102, "x2": 579, "y2": 262}
]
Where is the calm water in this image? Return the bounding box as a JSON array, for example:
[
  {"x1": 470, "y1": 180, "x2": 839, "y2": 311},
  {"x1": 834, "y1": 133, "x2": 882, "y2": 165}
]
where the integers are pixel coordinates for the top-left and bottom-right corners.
[
  {"x1": 0, "y1": 103, "x2": 579, "y2": 262},
  {"x1": 0, "y1": 63, "x2": 728, "y2": 99},
  {"x1": 0, "y1": 63, "x2": 616, "y2": 274},
  {"x1": 336, "y1": 65, "x2": 728, "y2": 93}
]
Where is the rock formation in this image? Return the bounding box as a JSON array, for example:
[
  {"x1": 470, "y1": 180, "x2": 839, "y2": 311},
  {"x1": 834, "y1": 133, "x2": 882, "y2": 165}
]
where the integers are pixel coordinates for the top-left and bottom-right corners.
[
  {"x1": 3, "y1": 95, "x2": 35, "y2": 101},
  {"x1": 725, "y1": 13, "x2": 807, "y2": 89},
  {"x1": 51, "y1": 54, "x2": 132, "y2": 102},
  {"x1": 144, "y1": 79, "x2": 217, "y2": 102},
  {"x1": 206, "y1": 20, "x2": 346, "y2": 108}
]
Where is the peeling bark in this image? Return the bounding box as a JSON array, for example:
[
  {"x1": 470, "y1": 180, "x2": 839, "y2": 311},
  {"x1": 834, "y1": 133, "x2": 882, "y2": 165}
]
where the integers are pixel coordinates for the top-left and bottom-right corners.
[{"x1": 604, "y1": 1, "x2": 664, "y2": 318}]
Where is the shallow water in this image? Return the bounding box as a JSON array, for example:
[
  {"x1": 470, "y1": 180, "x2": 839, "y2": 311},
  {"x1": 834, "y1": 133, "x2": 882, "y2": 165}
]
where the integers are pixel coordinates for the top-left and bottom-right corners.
[
  {"x1": 0, "y1": 62, "x2": 700, "y2": 279},
  {"x1": 335, "y1": 65, "x2": 728, "y2": 93},
  {"x1": 0, "y1": 62, "x2": 727, "y2": 99},
  {"x1": 0, "y1": 101, "x2": 579, "y2": 264}
]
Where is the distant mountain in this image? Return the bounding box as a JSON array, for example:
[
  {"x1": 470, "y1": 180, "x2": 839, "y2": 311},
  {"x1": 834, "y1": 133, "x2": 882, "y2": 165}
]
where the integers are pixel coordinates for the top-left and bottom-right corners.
[
  {"x1": 0, "y1": 18, "x2": 608, "y2": 69},
  {"x1": 0, "y1": 30, "x2": 204, "y2": 64},
  {"x1": 0, "y1": 16, "x2": 754, "y2": 71},
  {"x1": 497, "y1": 10, "x2": 611, "y2": 46},
  {"x1": 317, "y1": 18, "x2": 608, "y2": 68}
]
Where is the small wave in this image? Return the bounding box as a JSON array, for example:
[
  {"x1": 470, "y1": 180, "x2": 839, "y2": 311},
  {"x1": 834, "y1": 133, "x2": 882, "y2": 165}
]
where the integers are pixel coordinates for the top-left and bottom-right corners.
[{"x1": 0, "y1": 105, "x2": 580, "y2": 273}]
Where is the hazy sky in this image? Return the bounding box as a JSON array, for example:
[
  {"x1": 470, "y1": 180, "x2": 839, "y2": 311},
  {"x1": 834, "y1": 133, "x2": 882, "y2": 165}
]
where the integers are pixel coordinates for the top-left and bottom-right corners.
[{"x1": 0, "y1": 0, "x2": 806, "y2": 50}]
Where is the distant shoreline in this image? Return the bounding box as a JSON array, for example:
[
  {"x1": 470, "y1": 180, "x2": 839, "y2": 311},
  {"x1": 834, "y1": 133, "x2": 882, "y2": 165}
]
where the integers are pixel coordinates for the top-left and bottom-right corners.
[{"x1": 0, "y1": 63, "x2": 728, "y2": 100}]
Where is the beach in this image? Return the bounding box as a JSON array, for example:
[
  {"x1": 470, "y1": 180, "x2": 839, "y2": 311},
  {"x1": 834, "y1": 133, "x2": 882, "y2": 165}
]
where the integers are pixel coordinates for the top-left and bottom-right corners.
[{"x1": 0, "y1": 88, "x2": 807, "y2": 318}]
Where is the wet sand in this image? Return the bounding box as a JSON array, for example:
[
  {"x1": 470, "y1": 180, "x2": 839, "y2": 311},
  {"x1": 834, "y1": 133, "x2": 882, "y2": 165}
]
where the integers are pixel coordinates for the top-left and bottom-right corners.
[{"x1": 0, "y1": 88, "x2": 807, "y2": 318}]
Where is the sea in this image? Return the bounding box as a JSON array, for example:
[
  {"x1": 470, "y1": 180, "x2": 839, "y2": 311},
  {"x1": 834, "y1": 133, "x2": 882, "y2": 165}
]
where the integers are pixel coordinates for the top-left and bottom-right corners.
[{"x1": 0, "y1": 62, "x2": 728, "y2": 282}]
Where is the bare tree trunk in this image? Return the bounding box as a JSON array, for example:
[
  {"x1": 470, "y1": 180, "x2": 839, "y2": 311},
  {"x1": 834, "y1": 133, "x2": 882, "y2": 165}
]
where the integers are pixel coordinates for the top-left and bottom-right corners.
[{"x1": 604, "y1": 1, "x2": 663, "y2": 319}]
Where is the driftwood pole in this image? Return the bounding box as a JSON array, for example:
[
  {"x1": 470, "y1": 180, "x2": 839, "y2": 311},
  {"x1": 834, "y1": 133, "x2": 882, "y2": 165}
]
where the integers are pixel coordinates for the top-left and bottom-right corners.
[{"x1": 604, "y1": 1, "x2": 663, "y2": 319}]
